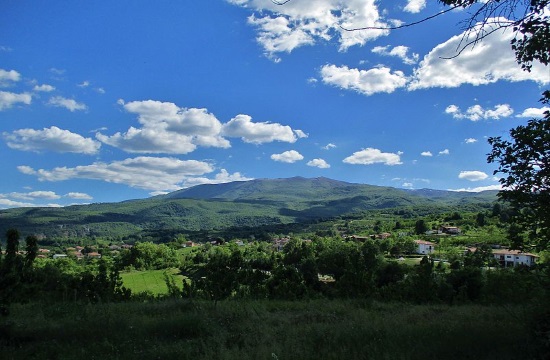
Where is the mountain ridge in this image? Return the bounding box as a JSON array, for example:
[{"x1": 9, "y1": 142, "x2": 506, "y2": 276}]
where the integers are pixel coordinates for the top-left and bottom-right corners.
[{"x1": 0, "y1": 177, "x2": 498, "y2": 239}]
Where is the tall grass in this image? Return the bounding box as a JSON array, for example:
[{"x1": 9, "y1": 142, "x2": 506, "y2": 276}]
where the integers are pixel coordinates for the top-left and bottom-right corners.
[{"x1": 1, "y1": 299, "x2": 541, "y2": 360}]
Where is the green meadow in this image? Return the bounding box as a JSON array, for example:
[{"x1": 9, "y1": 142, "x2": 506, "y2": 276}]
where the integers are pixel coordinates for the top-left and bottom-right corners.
[
  {"x1": 1, "y1": 299, "x2": 543, "y2": 360},
  {"x1": 120, "y1": 268, "x2": 184, "y2": 296}
]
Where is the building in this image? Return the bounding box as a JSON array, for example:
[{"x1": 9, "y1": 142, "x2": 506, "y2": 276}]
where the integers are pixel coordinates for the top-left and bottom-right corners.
[
  {"x1": 492, "y1": 249, "x2": 538, "y2": 267},
  {"x1": 440, "y1": 226, "x2": 460, "y2": 235},
  {"x1": 414, "y1": 240, "x2": 436, "y2": 255}
]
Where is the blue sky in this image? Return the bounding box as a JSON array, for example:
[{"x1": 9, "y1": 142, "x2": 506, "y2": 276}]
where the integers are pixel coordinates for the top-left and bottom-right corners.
[{"x1": 0, "y1": 0, "x2": 548, "y2": 208}]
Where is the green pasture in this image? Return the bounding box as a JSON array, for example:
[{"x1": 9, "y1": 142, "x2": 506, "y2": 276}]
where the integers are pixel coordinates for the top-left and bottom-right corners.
[
  {"x1": 2, "y1": 300, "x2": 544, "y2": 360},
  {"x1": 120, "y1": 268, "x2": 184, "y2": 295}
]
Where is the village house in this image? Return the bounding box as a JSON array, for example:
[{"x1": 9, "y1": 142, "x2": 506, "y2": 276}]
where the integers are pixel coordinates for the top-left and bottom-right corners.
[
  {"x1": 273, "y1": 237, "x2": 290, "y2": 252},
  {"x1": 87, "y1": 252, "x2": 102, "y2": 259},
  {"x1": 414, "y1": 240, "x2": 436, "y2": 255},
  {"x1": 440, "y1": 226, "x2": 460, "y2": 235},
  {"x1": 492, "y1": 249, "x2": 538, "y2": 267}
]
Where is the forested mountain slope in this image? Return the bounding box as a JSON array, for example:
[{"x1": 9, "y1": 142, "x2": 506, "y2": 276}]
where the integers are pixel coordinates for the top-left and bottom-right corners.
[{"x1": 0, "y1": 177, "x2": 497, "y2": 238}]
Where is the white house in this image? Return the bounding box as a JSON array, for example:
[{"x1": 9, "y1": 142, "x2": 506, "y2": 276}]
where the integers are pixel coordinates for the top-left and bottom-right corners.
[
  {"x1": 492, "y1": 249, "x2": 538, "y2": 267},
  {"x1": 414, "y1": 240, "x2": 436, "y2": 255}
]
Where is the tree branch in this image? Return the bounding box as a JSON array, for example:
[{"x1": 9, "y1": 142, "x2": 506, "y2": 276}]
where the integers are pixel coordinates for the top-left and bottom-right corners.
[{"x1": 339, "y1": 5, "x2": 462, "y2": 32}]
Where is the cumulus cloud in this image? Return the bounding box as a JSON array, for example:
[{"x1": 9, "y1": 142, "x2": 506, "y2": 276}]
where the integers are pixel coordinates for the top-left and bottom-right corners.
[
  {"x1": 4, "y1": 126, "x2": 101, "y2": 154},
  {"x1": 0, "y1": 190, "x2": 68, "y2": 208},
  {"x1": 321, "y1": 64, "x2": 408, "y2": 96},
  {"x1": 0, "y1": 69, "x2": 20, "y2": 86},
  {"x1": 182, "y1": 169, "x2": 254, "y2": 188},
  {"x1": 18, "y1": 156, "x2": 216, "y2": 192},
  {"x1": 323, "y1": 143, "x2": 337, "y2": 150},
  {"x1": 458, "y1": 170, "x2": 489, "y2": 181},
  {"x1": 65, "y1": 192, "x2": 93, "y2": 200},
  {"x1": 271, "y1": 150, "x2": 304, "y2": 163},
  {"x1": 420, "y1": 151, "x2": 433, "y2": 157},
  {"x1": 343, "y1": 148, "x2": 402, "y2": 165},
  {"x1": 48, "y1": 96, "x2": 87, "y2": 112},
  {"x1": 465, "y1": 138, "x2": 478, "y2": 144},
  {"x1": 409, "y1": 19, "x2": 549, "y2": 90},
  {"x1": 450, "y1": 184, "x2": 502, "y2": 192},
  {"x1": 7, "y1": 191, "x2": 61, "y2": 200},
  {"x1": 307, "y1": 158, "x2": 330, "y2": 168},
  {"x1": 97, "y1": 100, "x2": 230, "y2": 154},
  {"x1": 445, "y1": 103, "x2": 513, "y2": 121},
  {"x1": 229, "y1": 0, "x2": 390, "y2": 60},
  {"x1": 371, "y1": 45, "x2": 419, "y2": 65},
  {"x1": 0, "y1": 91, "x2": 32, "y2": 110},
  {"x1": 438, "y1": 149, "x2": 450, "y2": 155},
  {"x1": 404, "y1": 0, "x2": 426, "y2": 13},
  {"x1": 96, "y1": 127, "x2": 197, "y2": 154},
  {"x1": 222, "y1": 114, "x2": 302, "y2": 144},
  {"x1": 33, "y1": 84, "x2": 55, "y2": 92},
  {"x1": 516, "y1": 106, "x2": 550, "y2": 118},
  {"x1": 0, "y1": 198, "x2": 38, "y2": 209}
]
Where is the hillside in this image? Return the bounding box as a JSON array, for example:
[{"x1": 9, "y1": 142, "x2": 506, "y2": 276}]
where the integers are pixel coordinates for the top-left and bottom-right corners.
[{"x1": 0, "y1": 177, "x2": 497, "y2": 239}]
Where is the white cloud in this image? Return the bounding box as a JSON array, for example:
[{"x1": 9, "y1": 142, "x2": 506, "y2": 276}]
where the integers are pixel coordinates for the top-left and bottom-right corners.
[
  {"x1": 0, "y1": 69, "x2": 21, "y2": 86},
  {"x1": 409, "y1": 19, "x2": 549, "y2": 90},
  {"x1": 222, "y1": 114, "x2": 301, "y2": 144},
  {"x1": 48, "y1": 96, "x2": 87, "y2": 112},
  {"x1": 445, "y1": 103, "x2": 513, "y2": 121},
  {"x1": 271, "y1": 150, "x2": 304, "y2": 163},
  {"x1": 343, "y1": 148, "x2": 402, "y2": 165},
  {"x1": 229, "y1": 0, "x2": 390, "y2": 60},
  {"x1": 18, "y1": 156, "x2": 216, "y2": 192},
  {"x1": 458, "y1": 170, "x2": 489, "y2": 181},
  {"x1": 307, "y1": 158, "x2": 330, "y2": 168},
  {"x1": 8, "y1": 191, "x2": 61, "y2": 200},
  {"x1": 321, "y1": 64, "x2": 408, "y2": 96},
  {"x1": 33, "y1": 84, "x2": 55, "y2": 92},
  {"x1": 98, "y1": 100, "x2": 230, "y2": 154},
  {"x1": 78, "y1": 81, "x2": 90, "y2": 88},
  {"x1": 450, "y1": 184, "x2": 502, "y2": 192},
  {"x1": 4, "y1": 126, "x2": 101, "y2": 154},
  {"x1": 0, "y1": 91, "x2": 32, "y2": 110},
  {"x1": 294, "y1": 129, "x2": 308, "y2": 139},
  {"x1": 65, "y1": 192, "x2": 93, "y2": 200},
  {"x1": 323, "y1": 143, "x2": 337, "y2": 150},
  {"x1": 420, "y1": 151, "x2": 433, "y2": 157},
  {"x1": 371, "y1": 45, "x2": 419, "y2": 65},
  {"x1": 182, "y1": 169, "x2": 254, "y2": 188},
  {"x1": 402, "y1": 182, "x2": 414, "y2": 188},
  {"x1": 404, "y1": 0, "x2": 426, "y2": 13},
  {"x1": 96, "y1": 127, "x2": 198, "y2": 154},
  {"x1": 438, "y1": 149, "x2": 450, "y2": 155},
  {"x1": 516, "y1": 106, "x2": 550, "y2": 118},
  {"x1": 0, "y1": 198, "x2": 38, "y2": 208},
  {"x1": 465, "y1": 138, "x2": 478, "y2": 144}
]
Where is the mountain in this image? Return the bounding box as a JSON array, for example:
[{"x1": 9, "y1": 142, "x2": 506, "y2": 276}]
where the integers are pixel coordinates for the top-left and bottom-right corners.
[{"x1": 0, "y1": 177, "x2": 498, "y2": 239}]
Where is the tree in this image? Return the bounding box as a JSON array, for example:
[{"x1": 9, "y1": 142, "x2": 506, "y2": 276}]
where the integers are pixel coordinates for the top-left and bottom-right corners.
[
  {"x1": 415, "y1": 219, "x2": 429, "y2": 235},
  {"x1": 439, "y1": 0, "x2": 549, "y2": 71},
  {"x1": 487, "y1": 94, "x2": 550, "y2": 251},
  {"x1": 24, "y1": 235, "x2": 38, "y2": 270}
]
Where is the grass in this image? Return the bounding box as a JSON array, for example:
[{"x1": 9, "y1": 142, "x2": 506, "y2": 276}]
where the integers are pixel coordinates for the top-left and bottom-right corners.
[
  {"x1": 120, "y1": 268, "x2": 184, "y2": 295},
  {"x1": 1, "y1": 299, "x2": 543, "y2": 360}
]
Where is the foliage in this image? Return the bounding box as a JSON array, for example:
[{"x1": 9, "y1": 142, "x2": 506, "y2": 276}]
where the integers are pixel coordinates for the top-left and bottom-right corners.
[
  {"x1": 1, "y1": 300, "x2": 543, "y2": 359},
  {"x1": 488, "y1": 93, "x2": 550, "y2": 251},
  {"x1": 439, "y1": 0, "x2": 549, "y2": 71},
  {"x1": 118, "y1": 241, "x2": 180, "y2": 270}
]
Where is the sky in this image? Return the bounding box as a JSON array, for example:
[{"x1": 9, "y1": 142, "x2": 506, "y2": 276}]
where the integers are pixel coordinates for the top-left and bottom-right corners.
[{"x1": 0, "y1": 0, "x2": 548, "y2": 208}]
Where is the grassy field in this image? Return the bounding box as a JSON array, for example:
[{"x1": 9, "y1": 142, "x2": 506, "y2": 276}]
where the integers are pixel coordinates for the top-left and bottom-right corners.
[
  {"x1": 1, "y1": 299, "x2": 544, "y2": 360},
  {"x1": 120, "y1": 268, "x2": 184, "y2": 295}
]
